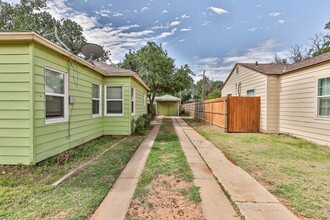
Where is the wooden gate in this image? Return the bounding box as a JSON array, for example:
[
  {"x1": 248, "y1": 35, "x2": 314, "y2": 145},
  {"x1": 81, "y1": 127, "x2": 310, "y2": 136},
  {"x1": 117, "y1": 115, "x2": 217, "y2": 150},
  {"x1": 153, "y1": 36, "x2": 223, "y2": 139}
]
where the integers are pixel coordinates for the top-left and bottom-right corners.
[{"x1": 182, "y1": 97, "x2": 260, "y2": 133}]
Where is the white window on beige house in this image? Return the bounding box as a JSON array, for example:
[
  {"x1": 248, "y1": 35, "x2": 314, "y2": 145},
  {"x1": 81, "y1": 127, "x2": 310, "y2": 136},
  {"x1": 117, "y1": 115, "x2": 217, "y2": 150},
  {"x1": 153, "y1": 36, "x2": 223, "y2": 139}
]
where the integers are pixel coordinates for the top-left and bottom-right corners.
[
  {"x1": 246, "y1": 89, "x2": 255, "y2": 96},
  {"x1": 45, "y1": 68, "x2": 68, "y2": 123},
  {"x1": 318, "y1": 77, "x2": 330, "y2": 116}
]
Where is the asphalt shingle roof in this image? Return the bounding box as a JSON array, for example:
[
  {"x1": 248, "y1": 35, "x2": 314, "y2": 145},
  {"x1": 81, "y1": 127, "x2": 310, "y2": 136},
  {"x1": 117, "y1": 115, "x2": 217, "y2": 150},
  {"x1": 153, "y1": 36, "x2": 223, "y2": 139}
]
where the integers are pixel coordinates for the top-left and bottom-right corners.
[{"x1": 239, "y1": 51, "x2": 330, "y2": 75}]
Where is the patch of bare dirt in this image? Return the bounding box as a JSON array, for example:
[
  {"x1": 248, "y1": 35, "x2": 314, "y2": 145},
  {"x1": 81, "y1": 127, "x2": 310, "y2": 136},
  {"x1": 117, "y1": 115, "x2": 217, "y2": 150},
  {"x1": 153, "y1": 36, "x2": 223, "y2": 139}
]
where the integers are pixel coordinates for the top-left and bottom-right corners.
[{"x1": 127, "y1": 175, "x2": 205, "y2": 220}]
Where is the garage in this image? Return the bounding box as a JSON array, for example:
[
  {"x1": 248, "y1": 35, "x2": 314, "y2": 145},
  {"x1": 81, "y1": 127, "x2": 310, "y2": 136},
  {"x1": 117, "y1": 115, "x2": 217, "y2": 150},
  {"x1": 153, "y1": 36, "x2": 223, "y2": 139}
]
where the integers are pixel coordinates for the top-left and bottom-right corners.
[{"x1": 155, "y1": 95, "x2": 180, "y2": 116}]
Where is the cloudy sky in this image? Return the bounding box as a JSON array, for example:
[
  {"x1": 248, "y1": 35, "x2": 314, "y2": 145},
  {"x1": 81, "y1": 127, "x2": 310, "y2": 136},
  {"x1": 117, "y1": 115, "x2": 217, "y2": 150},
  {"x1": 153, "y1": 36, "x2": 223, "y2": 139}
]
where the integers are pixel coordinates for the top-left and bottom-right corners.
[{"x1": 6, "y1": 0, "x2": 330, "y2": 81}]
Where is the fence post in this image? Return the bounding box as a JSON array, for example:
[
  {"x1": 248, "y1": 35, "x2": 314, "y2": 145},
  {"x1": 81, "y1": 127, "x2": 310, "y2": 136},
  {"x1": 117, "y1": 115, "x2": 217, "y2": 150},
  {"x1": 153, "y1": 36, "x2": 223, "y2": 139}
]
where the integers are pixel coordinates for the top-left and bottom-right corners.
[
  {"x1": 210, "y1": 101, "x2": 213, "y2": 125},
  {"x1": 224, "y1": 98, "x2": 228, "y2": 132}
]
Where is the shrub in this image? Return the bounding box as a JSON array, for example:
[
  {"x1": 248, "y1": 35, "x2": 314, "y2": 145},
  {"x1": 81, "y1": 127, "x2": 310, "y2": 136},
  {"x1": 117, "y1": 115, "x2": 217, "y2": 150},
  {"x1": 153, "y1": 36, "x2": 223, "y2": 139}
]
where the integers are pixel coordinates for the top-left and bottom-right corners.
[{"x1": 132, "y1": 114, "x2": 152, "y2": 135}]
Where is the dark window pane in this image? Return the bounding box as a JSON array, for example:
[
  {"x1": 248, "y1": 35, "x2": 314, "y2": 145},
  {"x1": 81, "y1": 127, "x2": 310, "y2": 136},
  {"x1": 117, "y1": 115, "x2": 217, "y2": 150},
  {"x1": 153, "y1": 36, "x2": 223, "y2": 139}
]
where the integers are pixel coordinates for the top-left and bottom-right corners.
[
  {"x1": 46, "y1": 95, "x2": 64, "y2": 118},
  {"x1": 107, "y1": 86, "x2": 122, "y2": 99},
  {"x1": 132, "y1": 101, "x2": 134, "y2": 113},
  {"x1": 92, "y1": 100, "x2": 100, "y2": 114},
  {"x1": 92, "y1": 84, "x2": 99, "y2": 98},
  {"x1": 45, "y1": 69, "x2": 64, "y2": 94},
  {"x1": 107, "y1": 101, "x2": 123, "y2": 114},
  {"x1": 319, "y1": 97, "x2": 330, "y2": 116}
]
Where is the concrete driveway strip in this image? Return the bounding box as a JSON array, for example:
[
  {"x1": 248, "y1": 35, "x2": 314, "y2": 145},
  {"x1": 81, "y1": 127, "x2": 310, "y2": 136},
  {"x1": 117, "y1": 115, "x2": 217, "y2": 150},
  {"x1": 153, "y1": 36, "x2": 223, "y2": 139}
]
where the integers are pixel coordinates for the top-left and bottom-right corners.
[
  {"x1": 90, "y1": 118, "x2": 163, "y2": 220},
  {"x1": 172, "y1": 118, "x2": 240, "y2": 220},
  {"x1": 175, "y1": 117, "x2": 299, "y2": 220}
]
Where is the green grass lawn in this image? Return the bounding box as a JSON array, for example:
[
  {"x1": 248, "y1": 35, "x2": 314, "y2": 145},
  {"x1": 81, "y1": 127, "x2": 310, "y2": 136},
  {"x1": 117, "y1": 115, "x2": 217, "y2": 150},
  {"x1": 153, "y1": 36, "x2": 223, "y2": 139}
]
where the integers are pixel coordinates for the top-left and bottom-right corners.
[
  {"x1": 126, "y1": 119, "x2": 202, "y2": 219},
  {"x1": 185, "y1": 118, "x2": 330, "y2": 220},
  {"x1": 0, "y1": 135, "x2": 146, "y2": 219}
]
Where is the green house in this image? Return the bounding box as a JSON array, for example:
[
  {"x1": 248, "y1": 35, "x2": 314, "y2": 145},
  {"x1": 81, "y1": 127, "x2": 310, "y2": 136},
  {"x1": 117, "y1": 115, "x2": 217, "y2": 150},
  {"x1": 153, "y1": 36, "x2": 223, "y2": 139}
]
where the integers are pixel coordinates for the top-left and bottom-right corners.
[{"x1": 0, "y1": 32, "x2": 149, "y2": 165}]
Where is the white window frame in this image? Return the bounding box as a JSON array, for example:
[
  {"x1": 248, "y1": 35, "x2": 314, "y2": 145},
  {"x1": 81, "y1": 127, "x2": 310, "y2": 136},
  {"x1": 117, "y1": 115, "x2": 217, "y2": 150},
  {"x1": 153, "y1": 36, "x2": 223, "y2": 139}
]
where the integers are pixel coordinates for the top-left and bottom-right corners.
[
  {"x1": 45, "y1": 67, "x2": 68, "y2": 124},
  {"x1": 92, "y1": 83, "x2": 102, "y2": 117},
  {"x1": 131, "y1": 87, "x2": 136, "y2": 115},
  {"x1": 317, "y1": 76, "x2": 330, "y2": 117},
  {"x1": 144, "y1": 93, "x2": 147, "y2": 107},
  {"x1": 246, "y1": 89, "x2": 255, "y2": 96},
  {"x1": 104, "y1": 85, "x2": 124, "y2": 116}
]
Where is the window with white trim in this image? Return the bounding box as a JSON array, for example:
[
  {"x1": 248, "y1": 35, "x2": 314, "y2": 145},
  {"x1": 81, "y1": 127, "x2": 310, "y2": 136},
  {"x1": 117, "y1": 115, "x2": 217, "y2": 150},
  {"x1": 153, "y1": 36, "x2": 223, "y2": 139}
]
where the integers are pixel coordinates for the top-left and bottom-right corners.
[
  {"x1": 246, "y1": 89, "x2": 255, "y2": 96},
  {"x1": 144, "y1": 93, "x2": 147, "y2": 106},
  {"x1": 45, "y1": 68, "x2": 68, "y2": 122},
  {"x1": 318, "y1": 77, "x2": 330, "y2": 116},
  {"x1": 92, "y1": 84, "x2": 101, "y2": 116},
  {"x1": 131, "y1": 88, "x2": 135, "y2": 114},
  {"x1": 105, "y1": 86, "x2": 123, "y2": 115}
]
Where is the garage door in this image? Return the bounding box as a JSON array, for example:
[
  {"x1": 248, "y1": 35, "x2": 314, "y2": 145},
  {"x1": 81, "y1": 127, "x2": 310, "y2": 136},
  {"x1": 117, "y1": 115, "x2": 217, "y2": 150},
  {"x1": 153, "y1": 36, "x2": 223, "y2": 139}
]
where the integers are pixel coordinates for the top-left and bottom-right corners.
[{"x1": 157, "y1": 102, "x2": 178, "y2": 116}]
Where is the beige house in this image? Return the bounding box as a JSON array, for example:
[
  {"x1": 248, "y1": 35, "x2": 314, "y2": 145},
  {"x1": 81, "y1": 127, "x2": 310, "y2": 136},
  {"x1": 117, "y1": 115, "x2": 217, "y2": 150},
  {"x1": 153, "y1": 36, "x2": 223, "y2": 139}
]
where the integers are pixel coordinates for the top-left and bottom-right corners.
[{"x1": 221, "y1": 52, "x2": 330, "y2": 146}]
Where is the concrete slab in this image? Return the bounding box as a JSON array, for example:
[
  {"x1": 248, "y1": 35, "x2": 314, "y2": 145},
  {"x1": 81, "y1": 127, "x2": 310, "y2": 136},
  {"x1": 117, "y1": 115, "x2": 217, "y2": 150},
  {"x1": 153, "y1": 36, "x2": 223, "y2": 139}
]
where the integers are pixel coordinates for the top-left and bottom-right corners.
[
  {"x1": 174, "y1": 117, "x2": 299, "y2": 220},
  {"x1": 91, "y1": 118, "x2": 162, "y2": 220},
  {"x1": 237, "y1": 202, "x2": 299, "y2": 220},
  {"x1": 172, "y1": 118, "x2": 240, "y2": 220}
]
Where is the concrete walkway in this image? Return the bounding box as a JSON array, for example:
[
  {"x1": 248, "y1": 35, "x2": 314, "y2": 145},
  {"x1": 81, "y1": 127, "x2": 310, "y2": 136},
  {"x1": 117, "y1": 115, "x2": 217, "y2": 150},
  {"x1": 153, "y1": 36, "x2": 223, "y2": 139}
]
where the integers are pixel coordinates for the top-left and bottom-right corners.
[
  {"x1": 90, "y1": 118, "x2": 162, "y2": 220},
  {"x1": 173, "y1": 117, "x2": 299, "y2": 220},
  {"x1": 173, "y1": 118, "x2": 240, "y2": 220}
]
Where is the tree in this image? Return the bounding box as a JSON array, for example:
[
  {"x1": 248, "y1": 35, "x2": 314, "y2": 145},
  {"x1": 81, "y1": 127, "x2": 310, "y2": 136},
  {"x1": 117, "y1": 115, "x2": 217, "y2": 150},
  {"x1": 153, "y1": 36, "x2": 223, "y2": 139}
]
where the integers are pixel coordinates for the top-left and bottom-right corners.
[
  {"x1": 290, "y1": 44, "x2": 308, "y2": 63},
  {"x1": 194, "y1": 77, "x2": 223, "y2": 101},
  {"x1": 172, "y1": 64, "x2": 195, "y2": 103},
  {"x1": 121, "y1": 42, "x2": 175, "y2": 114},
  {"x1": 0, "y1": 0, "x2": 87, "y2": 54},
  {"x1": 273, "y1": 54, "x2": 288, "y2": 64}
]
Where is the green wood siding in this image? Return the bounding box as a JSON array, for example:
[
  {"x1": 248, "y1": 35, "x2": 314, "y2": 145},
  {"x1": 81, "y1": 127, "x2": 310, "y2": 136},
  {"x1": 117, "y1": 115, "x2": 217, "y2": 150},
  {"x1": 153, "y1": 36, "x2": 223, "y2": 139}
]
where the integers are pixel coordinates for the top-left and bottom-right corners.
[
  {"x1": 33, "y1": 43, "x2": 103, "y2": 163},
  {"x1": 103, "y1": 77, "x2": 131, "y2": 135},
  {"x1": 157, "y1": 101, "x2": 179, "y2": 116},
  {"x1": 0, "y1": 39, "x2": 149, "y2": 165},
  {"x1": 0, "y1": 43, "x2": 33, "y2": 164},
  {"x1": 131, "y1": 77, "x2": 148, "y2": 120}
]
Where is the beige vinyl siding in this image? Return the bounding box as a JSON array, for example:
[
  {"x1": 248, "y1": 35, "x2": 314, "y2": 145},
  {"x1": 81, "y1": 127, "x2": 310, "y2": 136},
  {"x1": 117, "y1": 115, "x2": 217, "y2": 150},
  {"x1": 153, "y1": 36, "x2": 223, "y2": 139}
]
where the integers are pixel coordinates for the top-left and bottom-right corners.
[
  {"x1": 221, "y1": 66, "x2": 268, "y2": 132},
  {"x1": 131, "y1": 77, "x2": 148, "y2": 119},
  {"x1": 279, "y1": 63, "x2": 330, "y2": 146},
  {"x1": 33, "y1": 43, "x2": 103, "y2": 163},
  {"x1": 0, "y1": 43, "x2": 33, "y2": 165},
  {"x1": 266, "y1": 75, "x2": 279, "y2": 133},
  {"x1": 103, "y1": 76, "x2": 131, "y2": 135}
]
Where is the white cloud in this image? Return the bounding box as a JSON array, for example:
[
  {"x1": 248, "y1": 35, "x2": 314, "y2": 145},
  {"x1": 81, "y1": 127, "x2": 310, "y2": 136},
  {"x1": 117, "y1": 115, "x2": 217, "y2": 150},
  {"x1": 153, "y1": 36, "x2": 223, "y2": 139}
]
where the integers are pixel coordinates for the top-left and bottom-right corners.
[
  {"x1": 247, "y1": 27, "x2": 259, "y2": 32},
  {"x1": 223, "y1": 39, "x2": 289, "y2": 64},
  {"x1": 256, "y1": 4, "x2": 262, "y2": 7},
  {"x1": 170, "y1": 20, "x2": 181, "y2": 26},
  {"x1": 278, "y1": 19, "x2": 285, "y2": 24},
  {"x1": 113, "y1": 12, "x2": 123, "y2": 17},
  {"x1": 178, "y1": 39, "x2": 186, "y2": 43},
  {"x1": 209, "y1": 6, "x2": 229, "y2": 15},
  {"x1": 201, "y1": 21, "x2": 210, "y2": 27},
  {"x1": 181, "y1": 13, "x2": 190, "y2": 19},
  {"x1": 180, "y1": 28, "x2": 192, "y2": 32},
  {"x1": 46, "y1": 0, "x2": 155, "y2": 63},
  {"x1": 162, "y1": 9, "x2": 168, "y2": 13},
  {"x1": 156, "y1": 28, "x2": 177, "y2": 39},
  {"x1": 226, "y1": 25, "x2": 234, "y2": 30},
  {"x1": 269, "y1": 12, "x2": 281, "y2": 17},
  {"x1": 141, "y1": 7, "x2": 149, "y2": 13}
]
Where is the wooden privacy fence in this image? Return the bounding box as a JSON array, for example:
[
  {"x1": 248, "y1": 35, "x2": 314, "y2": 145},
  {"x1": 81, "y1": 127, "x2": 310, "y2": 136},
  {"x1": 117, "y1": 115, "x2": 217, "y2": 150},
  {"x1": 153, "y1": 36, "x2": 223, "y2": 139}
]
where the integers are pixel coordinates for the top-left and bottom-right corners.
[{"x1": 182, "y1": 97, "x2": 260, "y2": 133}]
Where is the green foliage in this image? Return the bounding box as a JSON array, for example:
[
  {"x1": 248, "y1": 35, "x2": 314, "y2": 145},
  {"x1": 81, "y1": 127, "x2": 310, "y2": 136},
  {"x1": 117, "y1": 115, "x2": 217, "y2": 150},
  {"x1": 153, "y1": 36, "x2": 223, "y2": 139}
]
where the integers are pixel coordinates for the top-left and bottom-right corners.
[
  {"x1": 132, "y1": 114, "x2": 152, "y2": 135},
  {"x1": 121, "y1": 42, "x2": 175, "y2": 113},
  {"x1": 0, "y1": 0, "x2": 87, "y2": 54},
  {"x1": 120, "y1": 43, "x2": 194, "y2": 110},
  {"x1": 194, "y1": 77, "x2": 223, "y2": 101}
]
